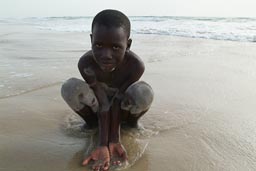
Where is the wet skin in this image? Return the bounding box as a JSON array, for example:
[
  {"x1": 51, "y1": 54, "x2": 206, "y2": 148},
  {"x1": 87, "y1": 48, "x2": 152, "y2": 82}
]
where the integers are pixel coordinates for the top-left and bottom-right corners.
[{"x1": 78, "y1": 24, "x2": 145, "y2": 171}]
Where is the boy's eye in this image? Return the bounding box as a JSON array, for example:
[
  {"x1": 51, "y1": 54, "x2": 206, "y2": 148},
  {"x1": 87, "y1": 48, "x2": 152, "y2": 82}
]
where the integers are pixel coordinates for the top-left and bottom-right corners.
[
  {"x1": 95, "y1": 44, "x2": 102, "y2": 48},
  {"x1": 112, "y1": 46, "x2": 120, "y2": 50}
]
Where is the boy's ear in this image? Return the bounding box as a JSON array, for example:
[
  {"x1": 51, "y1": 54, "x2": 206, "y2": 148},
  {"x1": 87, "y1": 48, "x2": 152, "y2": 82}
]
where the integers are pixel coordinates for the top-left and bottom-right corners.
[
  {"x1": 126, "y1": 38, "x2": 132, "y2": 51},
  {"x1": 90, "y1": 34, "x2": 93, "y2": 43}
]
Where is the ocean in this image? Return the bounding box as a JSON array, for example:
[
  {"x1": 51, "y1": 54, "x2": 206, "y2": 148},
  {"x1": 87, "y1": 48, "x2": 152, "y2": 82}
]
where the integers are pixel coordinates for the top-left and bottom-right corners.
[{"x1": 1, "y1": 16, "x2": 256, "y2": 42}]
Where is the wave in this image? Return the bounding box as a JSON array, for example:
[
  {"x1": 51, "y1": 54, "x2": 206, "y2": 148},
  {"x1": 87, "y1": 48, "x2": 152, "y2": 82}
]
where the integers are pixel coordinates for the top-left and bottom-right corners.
[{"x1": 2, "y1": 16, "x2": 256, "y2": 42}]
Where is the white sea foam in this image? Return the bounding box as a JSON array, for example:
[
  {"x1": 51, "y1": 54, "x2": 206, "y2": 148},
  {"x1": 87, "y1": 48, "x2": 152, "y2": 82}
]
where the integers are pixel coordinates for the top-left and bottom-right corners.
[
  {"x1": 3, "y1": 16, "x2": 256, "y2": 42},
  {"x1": 10, "y1": 73, "x2": 33, "y2": 78}
]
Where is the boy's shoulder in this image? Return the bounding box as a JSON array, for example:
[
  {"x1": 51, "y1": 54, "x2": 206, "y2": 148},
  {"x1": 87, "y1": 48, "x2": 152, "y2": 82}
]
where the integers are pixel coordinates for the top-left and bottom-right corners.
[
  {"x1": 125, "y1": 50, "x2": 143, "y2": 64},
  {"x1": 78, "y1": 50, "x2": 94, "y2": 67},
  {"x1": 124, "y1": 51, "x2": 145, "y2": 75}
]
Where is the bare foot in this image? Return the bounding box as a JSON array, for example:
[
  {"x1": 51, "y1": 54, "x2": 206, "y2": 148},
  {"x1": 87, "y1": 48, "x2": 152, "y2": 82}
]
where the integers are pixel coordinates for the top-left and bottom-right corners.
[
  {"x1": 109, "y1": 142, "x2": 128, "y2": 167},
  {"x1": 82, "y1": 146, "x2": 110, "y2": 171}
]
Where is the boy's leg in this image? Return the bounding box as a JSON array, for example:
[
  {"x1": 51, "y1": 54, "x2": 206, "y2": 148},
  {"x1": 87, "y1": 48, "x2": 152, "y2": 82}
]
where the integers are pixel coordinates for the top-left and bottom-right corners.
[
  {"x1": 120, "y1": 81, "x2": 154, "y2": 128},
  {"x1": 121, "y1": 109, "x2": 148, "y2": 128},
  {"x1": 61, "y1": 78, "x2": 99, "y2": 128},
  {"x1": 76, "y1": 106, "x2": 98, "y2": 129}
]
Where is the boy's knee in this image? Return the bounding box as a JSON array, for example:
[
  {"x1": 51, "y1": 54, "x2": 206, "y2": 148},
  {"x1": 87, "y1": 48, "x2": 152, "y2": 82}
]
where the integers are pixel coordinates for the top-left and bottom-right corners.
[
  {"x1": 121, "y1": 81, "x2": 154, "y2": 115},
  {"x1": 61, "y1": 77, "x2": 99, "y2": 112}
]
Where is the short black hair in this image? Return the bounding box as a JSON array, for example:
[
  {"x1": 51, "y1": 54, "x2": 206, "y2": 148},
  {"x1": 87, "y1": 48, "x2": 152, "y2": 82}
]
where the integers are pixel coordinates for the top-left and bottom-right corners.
[{"x1": 91, "y1": 9, "x2": 131, "y2": 38}]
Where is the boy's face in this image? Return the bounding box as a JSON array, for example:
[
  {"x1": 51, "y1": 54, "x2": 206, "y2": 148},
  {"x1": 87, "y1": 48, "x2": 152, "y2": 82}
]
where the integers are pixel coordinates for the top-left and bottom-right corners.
[{"x1": 90, "y1": 24, "x2": 131, "y2": 72}]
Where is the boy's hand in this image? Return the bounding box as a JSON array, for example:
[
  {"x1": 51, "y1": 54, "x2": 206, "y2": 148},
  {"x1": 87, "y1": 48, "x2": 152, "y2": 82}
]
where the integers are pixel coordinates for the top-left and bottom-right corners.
[
  {"x1": 83, "y1": 146, "x2": 110, "y2": 171},
  {"x1": 109, "y1": 142, "x2": 128, "y2": 166}
]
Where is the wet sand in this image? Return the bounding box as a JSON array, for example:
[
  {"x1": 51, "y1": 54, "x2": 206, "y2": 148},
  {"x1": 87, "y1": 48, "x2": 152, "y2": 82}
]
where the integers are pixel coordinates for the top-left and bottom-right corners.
[{"x1": 1, "y1": 23, "x2": 256, "y2": 171}]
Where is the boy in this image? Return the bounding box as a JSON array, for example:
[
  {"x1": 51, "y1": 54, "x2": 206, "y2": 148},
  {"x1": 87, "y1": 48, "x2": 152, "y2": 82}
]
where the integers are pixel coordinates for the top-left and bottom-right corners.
[{"x1": 61, "y1": 9, "x2": 153, "y2": 171}]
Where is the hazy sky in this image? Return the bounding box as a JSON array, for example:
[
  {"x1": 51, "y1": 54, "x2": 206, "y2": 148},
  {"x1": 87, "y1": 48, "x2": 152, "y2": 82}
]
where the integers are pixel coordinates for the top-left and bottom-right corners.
[{"x1": 1, "y1": 0, "x2": 256, "y2": 18}]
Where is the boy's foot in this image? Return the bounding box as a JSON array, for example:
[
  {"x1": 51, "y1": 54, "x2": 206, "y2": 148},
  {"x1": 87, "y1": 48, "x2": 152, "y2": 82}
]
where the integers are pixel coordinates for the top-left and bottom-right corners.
[
  {"x1": 121, "y1": 121, "x2": 141, "y2": 129},
  {"x1": 80, "y1": 123, "x2": 97, "y2": 132}
]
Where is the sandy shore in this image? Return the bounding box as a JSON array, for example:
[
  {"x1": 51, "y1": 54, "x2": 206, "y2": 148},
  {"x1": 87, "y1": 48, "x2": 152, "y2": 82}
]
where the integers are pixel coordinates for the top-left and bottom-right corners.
[{"x1": 1, "y1": 23, "x2": 256, "y2": 171}]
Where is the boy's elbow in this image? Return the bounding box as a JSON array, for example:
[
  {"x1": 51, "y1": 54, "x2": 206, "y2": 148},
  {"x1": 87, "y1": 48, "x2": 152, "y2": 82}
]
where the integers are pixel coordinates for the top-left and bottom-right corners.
[
  {"x1": 141, "y1": 62, "x2": 145, "y2": 74},
  {"x1": 78, "y1": 57, "x2": 84, "y2": 71},
  {"x1": 138, "y1": 62, "x2": 145, "y2": 77}
]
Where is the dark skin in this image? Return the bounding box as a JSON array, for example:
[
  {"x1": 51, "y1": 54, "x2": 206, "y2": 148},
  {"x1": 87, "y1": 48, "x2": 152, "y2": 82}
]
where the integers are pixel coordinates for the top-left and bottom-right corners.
[{"x1": 78, "y1": 24, "x2": 145, "y2": 171}]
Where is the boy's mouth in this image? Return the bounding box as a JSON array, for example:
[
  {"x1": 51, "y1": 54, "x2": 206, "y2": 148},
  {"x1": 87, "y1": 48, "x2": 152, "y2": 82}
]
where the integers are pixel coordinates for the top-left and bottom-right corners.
[{"x1": 100, "y1": 62, "x2": 116, "y2": 72}]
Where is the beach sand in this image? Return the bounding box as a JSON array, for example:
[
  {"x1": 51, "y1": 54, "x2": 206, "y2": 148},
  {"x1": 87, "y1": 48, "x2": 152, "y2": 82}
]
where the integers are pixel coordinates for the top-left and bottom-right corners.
[{"x1": 1, "y1": 23, "x2": 256, "y2": 171}]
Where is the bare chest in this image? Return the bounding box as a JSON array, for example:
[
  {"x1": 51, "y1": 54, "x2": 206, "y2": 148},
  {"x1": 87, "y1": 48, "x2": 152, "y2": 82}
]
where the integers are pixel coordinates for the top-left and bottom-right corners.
[{"x1": 95, "y1": 68, "x2": 129, "y2": 88}]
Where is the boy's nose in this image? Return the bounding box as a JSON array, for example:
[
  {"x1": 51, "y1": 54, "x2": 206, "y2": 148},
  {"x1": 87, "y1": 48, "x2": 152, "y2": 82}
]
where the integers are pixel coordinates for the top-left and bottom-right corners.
[{"x1": 101, "y1": 48, "x2": 112, "y2": 60}]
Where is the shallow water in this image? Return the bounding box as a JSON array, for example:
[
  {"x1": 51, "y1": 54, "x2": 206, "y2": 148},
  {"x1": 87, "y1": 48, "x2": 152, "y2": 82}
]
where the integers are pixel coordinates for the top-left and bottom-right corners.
[
  {"x1": 0, "y1": 24, "x2": 88, "y2": 98},
  {"x1": 61, "y1": 113, "x2": 155, "y2": 170},
  {"x1": 1, "y1": 23, "x2": 256, "y2": 171}
]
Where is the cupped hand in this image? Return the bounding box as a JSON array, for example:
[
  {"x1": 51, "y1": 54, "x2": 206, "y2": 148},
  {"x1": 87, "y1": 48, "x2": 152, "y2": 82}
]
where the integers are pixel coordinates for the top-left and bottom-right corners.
[
  {"x1": 82, "y1": 146, "x2": 110, "y2": 171},
  {"x1": 109, "y1": 142, "x2": 128, "y2": 166}
]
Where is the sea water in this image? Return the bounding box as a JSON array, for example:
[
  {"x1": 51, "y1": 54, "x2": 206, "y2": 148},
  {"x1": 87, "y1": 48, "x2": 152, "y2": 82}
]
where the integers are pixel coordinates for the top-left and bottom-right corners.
[{"x1": 2, "y1": 16, "x2": 256, "y2": 42}]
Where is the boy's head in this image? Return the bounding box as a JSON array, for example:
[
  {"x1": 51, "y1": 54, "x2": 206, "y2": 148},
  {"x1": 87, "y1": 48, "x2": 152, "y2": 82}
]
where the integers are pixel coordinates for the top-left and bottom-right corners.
[
  {"x1": 90, "y1": 9, "x2": 132, "y2": 72},
  {"x1": 91, "y1": 9, "x2": 131, "y2": 38}
]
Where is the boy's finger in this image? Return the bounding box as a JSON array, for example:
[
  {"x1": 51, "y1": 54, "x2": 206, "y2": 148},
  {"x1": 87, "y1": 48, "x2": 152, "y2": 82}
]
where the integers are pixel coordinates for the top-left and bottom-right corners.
[
  {"x1": 93, "y1": 166, "x2": 100, "y2": 171},
  {"x1": 116, "y1": 160, "x2": 121, "y2": 166},
  {"x1": 121, "y1": 152, "x2": 128, "y2": 160},
  {"x1": 103, "y1": 161, "x2": 110, "y2": 170},
  {"x1": 82, "y1": 156, "x2": 92, "y2": 166},
  {"x1": 116, "y1": 145, "x2": 123, "y2": 155}
]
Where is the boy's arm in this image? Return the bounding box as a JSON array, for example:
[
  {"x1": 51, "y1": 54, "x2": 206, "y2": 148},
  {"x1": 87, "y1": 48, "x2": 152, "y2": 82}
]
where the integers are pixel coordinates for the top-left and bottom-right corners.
[
  {"x1": 110, "y1": 57, "x2": 145, "y2": 143},
  {"x1": 108, "y1": 56, "x2": 144, "y2": 163},
  {"x1": 92, "y1": 84, "x2": 110, "y2": 146},
  {"x1": 78, "y1": 54, "x2": 110, "y2": 146},
  {"x1": 78, "y1": 53, "x2": 110, "y2": 110},
  {"x1": 116, "y1": 55, "x2": 145, "y2": 101}
]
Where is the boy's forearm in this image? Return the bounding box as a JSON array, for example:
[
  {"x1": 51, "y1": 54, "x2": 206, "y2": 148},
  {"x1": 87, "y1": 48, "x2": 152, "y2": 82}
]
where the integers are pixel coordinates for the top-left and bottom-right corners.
[
  {"x1": 98, "y1": 111, "x2": 110, "y2": 146},
  {"x1": 91, "y1": 84, "x2": 110, "y2": 146},
  {"x1": 109, "y1": 99, "x2": 121, "y2": 143},
  {"x1": 91, "y1": 83, "x2": 110, "y2": 112}
]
